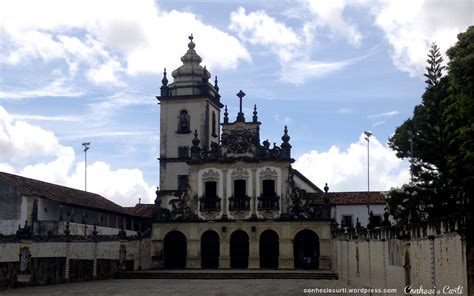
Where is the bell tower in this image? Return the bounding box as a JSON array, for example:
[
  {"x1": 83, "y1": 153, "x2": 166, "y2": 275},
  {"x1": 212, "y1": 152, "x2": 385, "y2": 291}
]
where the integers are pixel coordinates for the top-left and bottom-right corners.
[{"x1": 157, "y1": 35, "x2": 223, "y2": 191}]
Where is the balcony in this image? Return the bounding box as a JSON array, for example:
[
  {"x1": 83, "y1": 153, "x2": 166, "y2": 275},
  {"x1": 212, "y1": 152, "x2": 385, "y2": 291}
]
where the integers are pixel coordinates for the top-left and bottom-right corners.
[
  {"x1": 229, "y1": 196, "x2": 250, "y2": 211},
  {"x1": 199, "y1": 196, "x2": 221, "y2": 211},
  {"x1": 258, "y1": 194, "x2": 280, "y2": 210}
]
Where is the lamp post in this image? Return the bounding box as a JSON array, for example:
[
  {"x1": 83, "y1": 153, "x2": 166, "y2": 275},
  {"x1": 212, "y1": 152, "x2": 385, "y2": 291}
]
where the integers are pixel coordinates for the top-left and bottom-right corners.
[
  {"x1": 82, "y1": 142, "x2": 90, "y2": 192},
  {"x1": 408, "y1": 130, "x2": 414, "y2": 181},
  {"x1": 364, "y1": 131, "x2": 372, "y2": 214},
  {"x1": 364, "y1": 130, "x2": 373, "y2": 296}
]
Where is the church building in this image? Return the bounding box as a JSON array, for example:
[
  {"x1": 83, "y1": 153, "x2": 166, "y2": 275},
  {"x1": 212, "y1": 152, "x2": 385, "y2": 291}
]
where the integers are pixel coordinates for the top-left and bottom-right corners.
[{"x1": 151, "y1": 35, "x2": 333, "y2": 270}]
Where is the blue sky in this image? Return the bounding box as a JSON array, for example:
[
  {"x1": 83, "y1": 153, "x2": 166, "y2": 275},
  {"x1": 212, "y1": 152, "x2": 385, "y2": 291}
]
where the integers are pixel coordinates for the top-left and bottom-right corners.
[{"x1": 0, "y1": 0, "x2": 472, "y2": 206}]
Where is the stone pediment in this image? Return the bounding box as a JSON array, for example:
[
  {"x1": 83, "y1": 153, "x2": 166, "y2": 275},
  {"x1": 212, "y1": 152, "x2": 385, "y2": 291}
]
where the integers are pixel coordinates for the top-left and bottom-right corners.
[{"x1": 221, "y1": 124, "x2": 259, "y2": 157}]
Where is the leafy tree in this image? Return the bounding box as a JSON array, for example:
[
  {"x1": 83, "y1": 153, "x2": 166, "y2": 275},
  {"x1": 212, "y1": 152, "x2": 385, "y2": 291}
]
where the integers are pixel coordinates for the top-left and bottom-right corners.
[
  {"x1": 444, "y1": 26, "x2": 474, "y2": 215},
  {"x1": 387, "y1": 27, "x2": 474, "y2": 224},
  {"x1": 387, "y1": 43, "x2": 451, "y2": 223}
]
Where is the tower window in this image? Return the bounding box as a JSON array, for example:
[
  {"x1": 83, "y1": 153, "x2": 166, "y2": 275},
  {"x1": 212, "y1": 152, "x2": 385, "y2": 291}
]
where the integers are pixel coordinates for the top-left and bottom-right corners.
[
  {"x1": 212, "y1": 111, "x2": 217, "y2": 137},
  {"x1": 177, "y1": 110, "x2": 190, "y2": 133}
]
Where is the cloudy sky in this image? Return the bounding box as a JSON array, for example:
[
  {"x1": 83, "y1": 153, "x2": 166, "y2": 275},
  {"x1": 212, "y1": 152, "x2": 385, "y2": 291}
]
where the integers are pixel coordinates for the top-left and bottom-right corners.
[{"x1": 0, "y1": 0, "x2": 472, "y2": 206}]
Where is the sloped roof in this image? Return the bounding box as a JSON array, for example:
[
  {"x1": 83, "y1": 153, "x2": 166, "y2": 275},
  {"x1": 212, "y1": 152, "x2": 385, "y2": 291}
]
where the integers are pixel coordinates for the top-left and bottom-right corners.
[
  {"x1": 329, "y1": 191, "x2": 386, "y2": 205},
  {"x1": 0, "y1": 172, "x2": 145, "y2": 217},
  {"x1": 302, "y1": 191, "x2": 385, "y2": 205},
  {"x1": 125, "y1": 203, "x2": 154, "y2": 218},
  {"x1": 293, "y1": 169, "x2": 323, "y2": 193}
]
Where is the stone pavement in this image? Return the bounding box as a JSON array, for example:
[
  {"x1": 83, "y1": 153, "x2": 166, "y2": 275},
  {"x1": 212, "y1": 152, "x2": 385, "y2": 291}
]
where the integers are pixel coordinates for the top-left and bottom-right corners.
[{"x1": 2, "y1": 279, "x2": 370, "y2": 296}]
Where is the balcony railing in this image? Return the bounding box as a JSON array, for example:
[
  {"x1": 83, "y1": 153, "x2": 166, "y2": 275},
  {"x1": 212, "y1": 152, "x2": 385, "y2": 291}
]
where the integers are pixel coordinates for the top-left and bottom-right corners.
[
  {"x1": 258, "y1": 194, "x2": 280, "y2": 210},
  {"x1": 229, "y1": 196, "x2": 251, "y2": 211},
  {"x1": 199, "y1": 196, "x2": 221, "y2": 211}
]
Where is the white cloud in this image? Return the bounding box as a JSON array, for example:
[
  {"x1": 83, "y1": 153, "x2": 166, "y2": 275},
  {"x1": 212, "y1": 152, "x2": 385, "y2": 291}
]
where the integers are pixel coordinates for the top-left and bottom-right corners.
[
  {"x1": 337, "y1": 108, "x2": 353, "y2": 114},
  {"x1": 273, "y1": 113, "x2": 292, "y2": 125},
  {"x1": 87, "y1": 59, "x2": 124, "y2": 86},
  {"x1": 366, "y1": 0, "x2": 472, "y2": 76},
  {"x1": 229, "y1": 6, "x2": 358, "y2": 84},
  {"x1": 0, "y1": 0, "x2": 250, "y2": 90},
  {"x1": 368, "y1": 110, "x2": 399, "y2": 118},
  {"x1": 372, "y1": 121, "x2": 385, "y2": 127},
  {"x1": 294, "y1": 0, "x2": 472, "y2": 76},
  {"x1": 229, "y1": 7, "x2": 301, "y2": 63},
  {"x1": 68, "y1": 161, "x2": 155, "y2": 206},
  {"x1": 11, "y1": 114, "x2": 82, "y2": 122},
  {"x1": 0, "y1": 163, "x2": 15, "y2": 174},
  {"x1": 303, "y1": 0, "x2": 363, "y2": 46},
  {"x1": 0, "y1": 106, "x2": 65, "y2": 161},
  {"x1": 294, "y1": 133, "x2": 410, "y2": 192},
  {"x1": 60, "y1": 131, "x2": 158, "y2": 140},
  {"x1": 0, "y1": 105, "x2": 155, "y2": 206},
  {"x1": 281, "y1": 59, "x2": 353, "y2": 84},
  {"x1": 87, "y1": 92, "x2": 154, "y2": 125},
  {"x1": 0, "y1": 79, "x2": 85, "y2": 100}
]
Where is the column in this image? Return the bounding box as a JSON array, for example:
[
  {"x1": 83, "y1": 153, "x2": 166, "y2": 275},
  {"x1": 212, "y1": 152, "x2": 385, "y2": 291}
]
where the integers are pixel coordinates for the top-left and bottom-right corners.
[
  {"x1": 279, "y1": 238, "x2": 293, "y2": 269},
  {"x1": 219, "y1": 229, "x2": 230, "y2": 268},
  {"x1": 187, "y1": 239, "x2": 200, "y2": 268},
  {"x1": 249, "y1": 229, "x2": 258, "y2": 268},
  {"x1": 65, "y1": 241, "x2": 71, "y2": 281},
  {"x1": 92, "y1": 241, "x2": 98, "y2": 278},
  {"x1": 251, "y1": 168, "x2": 257, "y2": 219},
  {"x1": 222, "y1": 169, "x2": 228, "y2": 219}
]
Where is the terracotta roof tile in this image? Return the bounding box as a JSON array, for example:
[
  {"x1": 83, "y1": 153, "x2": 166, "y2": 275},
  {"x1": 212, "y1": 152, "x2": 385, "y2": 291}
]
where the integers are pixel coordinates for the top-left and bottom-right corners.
[
  {"x1": 328, "y1": 191, "x2": 386, "y2": 205},
  {"x1": 125, "y1": 204, "x2": 154, "y2": 218},
  {"x1": 302, "y1": 191, "x2": 385, "y2": 205},
  {"x1": 0, "y1": 172, "x2": 145, "y2": 217}
]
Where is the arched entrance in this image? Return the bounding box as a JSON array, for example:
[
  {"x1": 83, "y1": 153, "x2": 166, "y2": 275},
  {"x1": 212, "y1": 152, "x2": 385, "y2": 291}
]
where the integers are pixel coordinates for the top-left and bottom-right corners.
[
  {"x1": 293, "y1": 229, "x2": 320, "y2": 269},
  {"x1": 163, "y1": 231, "x2": 187, "y2": 269},
  {"x1": 230, "y1": 230, "x2": 249, "y2": 268},
  {"x1": 201, "y1": 230, "x2": 220, "y2": 268},
  {"x1": 259, "y1": 230, "x2": 279, "y2": 269}
]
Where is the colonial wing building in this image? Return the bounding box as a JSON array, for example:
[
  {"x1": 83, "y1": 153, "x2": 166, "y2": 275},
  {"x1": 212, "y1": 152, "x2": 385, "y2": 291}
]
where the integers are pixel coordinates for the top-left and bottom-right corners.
[{"x1": 151, "y1": 35, "x2": 333, "y2": 270}]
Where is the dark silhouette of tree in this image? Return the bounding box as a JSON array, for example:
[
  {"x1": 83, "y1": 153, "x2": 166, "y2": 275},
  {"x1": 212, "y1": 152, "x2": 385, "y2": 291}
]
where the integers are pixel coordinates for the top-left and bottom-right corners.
[
  {"x1": 444, "y1": 26, "x2": 474, "y2": 216},
  {"x1": 387, "y1": 43, "x2": 450, "y2": 223},
  {"x1": 386, "y1": 26, "x2": 474, "y2": 224}
]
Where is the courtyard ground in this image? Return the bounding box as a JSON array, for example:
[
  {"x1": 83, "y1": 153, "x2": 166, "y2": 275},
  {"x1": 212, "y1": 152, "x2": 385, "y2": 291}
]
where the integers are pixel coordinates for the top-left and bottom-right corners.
[{"x1": 1, "y1": 279, "x2": 377, "y2": 296}]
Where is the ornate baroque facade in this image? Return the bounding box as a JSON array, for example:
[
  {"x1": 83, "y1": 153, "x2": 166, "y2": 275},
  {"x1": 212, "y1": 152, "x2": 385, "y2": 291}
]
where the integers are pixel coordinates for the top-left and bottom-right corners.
[{"x1": 152, "y1": 35, "x2": 332, "y2": 270}]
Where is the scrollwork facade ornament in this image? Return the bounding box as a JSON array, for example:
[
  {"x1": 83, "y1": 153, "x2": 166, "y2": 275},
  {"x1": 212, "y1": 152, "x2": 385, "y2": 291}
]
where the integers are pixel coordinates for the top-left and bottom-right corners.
[{"x1": 231, "y1": 167, "x2": 249, "y2": 179}]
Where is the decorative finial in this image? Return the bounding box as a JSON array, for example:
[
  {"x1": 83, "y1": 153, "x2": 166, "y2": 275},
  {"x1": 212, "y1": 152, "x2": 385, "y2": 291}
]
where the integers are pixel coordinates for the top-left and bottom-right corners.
[
  {"x1": 282, "y1": 125, "x2": 290, "y2": 143},
  {"x1": 236, "y1": 90, "x2": 246, "y2": 122},
  {"x1": 224, "y1": 105, "x2": 229, "y2": 124},
  {"x1": 252, "y1": 104, "x2": 258, "y2": 123},
  {"x1": 214, "y1": 76, "x2": 219, "y2": 92},
  {"x1": 187, "y1": 34, "x2": 195, "y2": 50},
  {"x1": 192, "y1": 129, "x2": 200, "y2": 146},
  {"x1": 161, "y1": 68, "x2": 168, "y2": 86},
  {"x1": 202, "y1": 66, "x2": 209, "y2": 83},
  {"x1": 324, "y1": 183, "x2": 329, "y2": 193}
]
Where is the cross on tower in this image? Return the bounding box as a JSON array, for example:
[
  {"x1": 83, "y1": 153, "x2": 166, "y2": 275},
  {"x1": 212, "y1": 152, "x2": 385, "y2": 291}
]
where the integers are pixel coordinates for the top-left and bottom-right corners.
[
  {"x1": 236, "y1": 90, "x2": 246, "y2": 122},
  {"x1": 189, "y1": 34, "x2": 193, "y2": 41}
]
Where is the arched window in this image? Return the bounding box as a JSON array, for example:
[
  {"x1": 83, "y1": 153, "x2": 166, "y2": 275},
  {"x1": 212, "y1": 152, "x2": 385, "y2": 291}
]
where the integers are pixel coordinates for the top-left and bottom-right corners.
[
  {"x1": 178, "y1": 110, "x2": 190, "y2": 133},
  {"x1": 212, "y1": 111, "x2": 217, "y2": 137}
]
